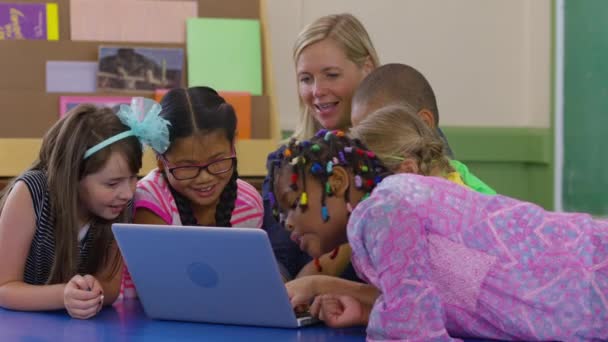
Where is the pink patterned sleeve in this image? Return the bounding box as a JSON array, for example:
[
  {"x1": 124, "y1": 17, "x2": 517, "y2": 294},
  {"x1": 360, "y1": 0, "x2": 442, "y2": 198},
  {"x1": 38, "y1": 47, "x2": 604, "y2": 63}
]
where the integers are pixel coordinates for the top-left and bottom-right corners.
[{"x1": 348, "y1": 192, "x2": 459, "y2": 342}]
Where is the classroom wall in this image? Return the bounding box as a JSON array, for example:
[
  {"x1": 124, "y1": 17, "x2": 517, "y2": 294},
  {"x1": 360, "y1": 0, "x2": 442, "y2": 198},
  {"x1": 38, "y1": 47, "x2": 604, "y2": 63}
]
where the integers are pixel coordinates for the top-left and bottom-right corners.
[
  {"x1": 265, "y1": 0, "x2": 552, "y2": 130},
  {"x1": 264, "y1": 0, "x2": 555, "y2": 209}
]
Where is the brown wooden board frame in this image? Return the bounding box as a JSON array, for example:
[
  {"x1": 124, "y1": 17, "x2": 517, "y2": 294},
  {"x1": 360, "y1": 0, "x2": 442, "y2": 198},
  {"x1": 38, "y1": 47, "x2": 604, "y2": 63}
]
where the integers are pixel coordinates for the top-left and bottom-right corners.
[{"x1": 0, "y1": 0, "x2": 280, "y2": 177}]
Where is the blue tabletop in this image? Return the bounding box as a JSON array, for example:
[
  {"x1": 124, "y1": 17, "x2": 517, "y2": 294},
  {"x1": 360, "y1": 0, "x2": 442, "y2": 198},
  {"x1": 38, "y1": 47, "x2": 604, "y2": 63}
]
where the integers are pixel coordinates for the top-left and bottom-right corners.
[{"x1": 0, "y1": 300, "x2": 367, "y2": 342}]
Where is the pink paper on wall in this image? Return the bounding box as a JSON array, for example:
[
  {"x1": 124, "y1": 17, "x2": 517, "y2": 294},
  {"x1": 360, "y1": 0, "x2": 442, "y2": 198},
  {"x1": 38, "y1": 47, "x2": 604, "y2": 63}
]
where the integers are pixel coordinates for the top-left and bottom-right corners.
[
  {"x1": 70, "y1": 0, "x2": 197, "y2": 43},
  {"x1": 59, "y1": 96, "x2": 133, "y2": 118}
]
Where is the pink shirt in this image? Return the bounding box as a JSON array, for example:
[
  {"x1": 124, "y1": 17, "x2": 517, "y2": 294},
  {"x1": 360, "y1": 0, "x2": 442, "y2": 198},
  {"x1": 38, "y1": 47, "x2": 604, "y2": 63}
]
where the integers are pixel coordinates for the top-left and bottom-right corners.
[
  {"x1": 349, "y1": 173, "x2": 608, "y2": 341},
  {"x1": 121, "y1": 169, "x2": 263, "y2": 299}
]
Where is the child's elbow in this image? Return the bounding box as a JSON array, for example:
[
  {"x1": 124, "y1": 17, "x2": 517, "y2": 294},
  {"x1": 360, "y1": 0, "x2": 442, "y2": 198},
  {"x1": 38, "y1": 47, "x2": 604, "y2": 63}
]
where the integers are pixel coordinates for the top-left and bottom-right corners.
[
  {"x1": 0, "y1": 283, "x2": 19, "y2": 310},
  {"x1": 0, "y1": 287, "x2": 8, "y2": 309}
]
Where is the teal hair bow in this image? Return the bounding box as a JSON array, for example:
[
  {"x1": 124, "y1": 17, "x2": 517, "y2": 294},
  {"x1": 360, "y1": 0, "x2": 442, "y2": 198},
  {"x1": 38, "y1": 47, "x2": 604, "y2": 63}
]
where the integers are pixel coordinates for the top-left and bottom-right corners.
[{"x1": 84, "y1": 97, "x2": 171, "y2": 159}]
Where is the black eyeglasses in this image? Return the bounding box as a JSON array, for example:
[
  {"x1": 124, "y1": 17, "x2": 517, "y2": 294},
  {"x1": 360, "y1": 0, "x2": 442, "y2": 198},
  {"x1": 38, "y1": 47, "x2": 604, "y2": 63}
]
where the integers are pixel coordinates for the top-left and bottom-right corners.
[{"x1": 161, "y1": 154, "x2": 236, "y2": 180}]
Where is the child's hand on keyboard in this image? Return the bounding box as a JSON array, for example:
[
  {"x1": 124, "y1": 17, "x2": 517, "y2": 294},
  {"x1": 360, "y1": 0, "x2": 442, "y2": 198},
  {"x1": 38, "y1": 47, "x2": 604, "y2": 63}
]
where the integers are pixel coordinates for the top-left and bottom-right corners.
[
  {"x1": 294, "y1": 303, "x2": 312, "y2": 318},
  {"x1": 286, "y1": 276, "x2": 317, "y2": 308}
]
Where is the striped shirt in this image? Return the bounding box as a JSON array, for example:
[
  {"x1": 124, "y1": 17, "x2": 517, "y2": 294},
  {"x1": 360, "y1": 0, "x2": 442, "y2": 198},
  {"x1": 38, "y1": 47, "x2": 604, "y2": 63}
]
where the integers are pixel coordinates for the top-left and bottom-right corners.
[
  {"x1": 120, "y1": 169, "x2": 263, "y2": 298},
  {"x1": 17, "y1": 170, "x2": 95, "y2": 285}
]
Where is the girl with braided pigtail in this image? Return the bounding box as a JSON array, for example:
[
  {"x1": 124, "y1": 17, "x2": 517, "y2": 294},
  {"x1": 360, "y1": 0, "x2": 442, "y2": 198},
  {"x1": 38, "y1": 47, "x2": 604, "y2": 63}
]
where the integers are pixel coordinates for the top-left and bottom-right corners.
[
  {"x1": 120, "y1": 87, "x2": 264, "y2": 299},
  {"x1": 268, "y1": 128, "x2": 390, "y2": 314},
  {"x1": 271, "y1": 132, "x2": 383, "y2": 277}
]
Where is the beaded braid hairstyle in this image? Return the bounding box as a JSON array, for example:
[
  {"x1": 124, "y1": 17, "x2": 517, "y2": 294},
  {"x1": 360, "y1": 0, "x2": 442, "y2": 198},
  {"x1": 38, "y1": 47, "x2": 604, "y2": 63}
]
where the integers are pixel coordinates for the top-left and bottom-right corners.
[
  {"x1": 268, "y1": 129, "x2": 392, "y2": 266},
  {"x1": 159, "y1": 86, "x2": 238, "y2": 227}
]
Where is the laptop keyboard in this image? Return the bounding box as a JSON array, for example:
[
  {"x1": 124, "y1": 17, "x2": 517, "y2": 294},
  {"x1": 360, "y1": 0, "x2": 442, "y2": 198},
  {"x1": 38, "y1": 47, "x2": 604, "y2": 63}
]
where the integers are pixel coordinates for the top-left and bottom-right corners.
[
  {"x1": 294, "y1": 304, "x2": 312, "y2": 318},
  {"x1": 295, "y1": 309, "x2": 312, "y2": 318}
]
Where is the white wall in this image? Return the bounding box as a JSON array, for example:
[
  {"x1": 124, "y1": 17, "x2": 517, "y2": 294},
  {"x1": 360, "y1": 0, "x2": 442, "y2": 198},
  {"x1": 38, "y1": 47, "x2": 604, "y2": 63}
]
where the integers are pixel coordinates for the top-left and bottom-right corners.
[{"x1": 264, "y1": 0, "x2": 551, "y2": 130}]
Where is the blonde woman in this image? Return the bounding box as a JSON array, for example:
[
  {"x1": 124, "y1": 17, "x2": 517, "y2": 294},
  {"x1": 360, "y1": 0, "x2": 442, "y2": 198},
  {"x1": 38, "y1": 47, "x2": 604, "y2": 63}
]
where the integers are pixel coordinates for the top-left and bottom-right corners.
[{"x1": 263, "y1": 13, "x2": 379, "y2": 281}]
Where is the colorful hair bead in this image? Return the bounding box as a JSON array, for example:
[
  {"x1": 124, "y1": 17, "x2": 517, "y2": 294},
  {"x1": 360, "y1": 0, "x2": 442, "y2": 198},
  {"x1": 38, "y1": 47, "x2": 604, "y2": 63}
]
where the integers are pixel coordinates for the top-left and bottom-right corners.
[
  {"x1": 344, "y1": 147, "x2": 353, "y2": 153},
  {"x1": 310, "y1": 162, "x2": 323, "y2": 174},
  {"x1": 362, "y1": 192, "x2": 370, "y2": 200},
  {"x1": 283, "y1": 149, "x2": 292, "y2": 157},
  {"x1": 325, "y1": 182, "x2": 332, "y2": 195},
  {"x1": 366, "y1": 179, "x2": 374, "y2": 188},
  {"x1": 361, "y1": 165, "x2": 369, "y2": 173},
  {"x1": 316, "y1": 129, "x2": 328, "y2": 138},
  {"x1": 290, "y1": 156, "x2": 300, "y2": 165},
  {"x1": 326, "y1": 161, "x2": 334, "y2": 174},
  {"x1": 311, "y1": 144, "x2": 321, "y2": 152},
  {"x1": 324, "y1": 131, "x2": 333, "y2": 141},
  {"x1": 356, "y1": 148, "x2": 365, "y2": 156},
  {"x1": 335, "y1": 130, "x2": 345, "y2": 137},
  {"x1": 321, "y1": 206, "x2": 329, "y2": 222},
  {"x1": 338, "y1": 151, "x2": 347, "y2": 163},
  {"x1": 332, "y1": 157, "x2": 339, "y2": 165},
  {"x1": 330, "y1": 246, "x2": 340, "y2": 259},
  {"x1": 268, "y1": 192, "x2": 276, "y2": 206},
  {"x1": 300, "y1": 141, "x2": 311, "y2": 148},
  {"x1": 314, "y1": 258, "x2": 323, "y2": 272},
  {"x1": 366, "y1": 151, "x2": 376, "y2": 158},
  {"x1": 374, "y1": 175, "x2": 383, "y2": 184},
  {"x1": 354, "y1": 175, "x2": 363, "y2": 188},
  {"x1": 299, "y1": 192, "x2": 308, "y2": 207},
  {"x1": 290, "y1": 172, "x2": 298, "y2": 190}
]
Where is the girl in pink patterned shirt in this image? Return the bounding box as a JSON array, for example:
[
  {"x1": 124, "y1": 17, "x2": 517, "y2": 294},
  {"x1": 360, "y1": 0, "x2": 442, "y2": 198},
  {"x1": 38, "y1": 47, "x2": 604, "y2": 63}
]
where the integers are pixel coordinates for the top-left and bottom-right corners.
[
  {"x1": 270, "y1": 129, "x2": 608, "y2": 341},
  {"x1": 121, "y1": 87, "x2": 263, "y2": 298}
]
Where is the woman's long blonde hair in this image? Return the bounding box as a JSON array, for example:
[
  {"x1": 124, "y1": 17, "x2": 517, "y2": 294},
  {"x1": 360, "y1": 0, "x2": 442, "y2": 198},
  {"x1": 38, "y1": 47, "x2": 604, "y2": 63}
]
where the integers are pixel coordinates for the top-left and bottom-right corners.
[
  {"x1": 291, "y1": 13, "x2": 380, "y2": 141},
  {"x1": 0, "y1": 105, "x2": 143, "y2": 284},
  {"x1": 350, "y1": 104, "x2": 453, "y2": 176}
]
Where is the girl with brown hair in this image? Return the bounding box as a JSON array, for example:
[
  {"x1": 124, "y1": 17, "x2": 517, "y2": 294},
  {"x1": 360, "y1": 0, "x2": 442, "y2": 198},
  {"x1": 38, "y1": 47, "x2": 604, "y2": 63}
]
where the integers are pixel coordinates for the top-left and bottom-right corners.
[{"x1": 0, "y1": 98, "x2": 165, "y2": 319}]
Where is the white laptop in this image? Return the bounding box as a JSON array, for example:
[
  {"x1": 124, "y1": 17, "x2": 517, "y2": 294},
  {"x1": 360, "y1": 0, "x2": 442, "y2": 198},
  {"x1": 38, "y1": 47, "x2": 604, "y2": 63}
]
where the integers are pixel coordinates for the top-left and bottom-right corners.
[{"x1": 112, "y1": 223, "x2": 317, "y2": 328}]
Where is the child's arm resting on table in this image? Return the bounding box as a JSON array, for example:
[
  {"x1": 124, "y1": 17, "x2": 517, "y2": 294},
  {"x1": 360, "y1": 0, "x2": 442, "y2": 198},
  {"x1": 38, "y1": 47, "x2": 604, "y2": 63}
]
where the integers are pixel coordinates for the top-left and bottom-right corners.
[
  {"x1": 0, "y1": 181, "x2": 66, "y2": 311},
  {"x1": 0, "y1": 182, "x2": 119, "y2": 317},
  {"x1": 348, "y1": 196, "x2": 460, "y2": 341},
  {"x1": 286, "y1": 275, "x2": 379, "y2": 307}
]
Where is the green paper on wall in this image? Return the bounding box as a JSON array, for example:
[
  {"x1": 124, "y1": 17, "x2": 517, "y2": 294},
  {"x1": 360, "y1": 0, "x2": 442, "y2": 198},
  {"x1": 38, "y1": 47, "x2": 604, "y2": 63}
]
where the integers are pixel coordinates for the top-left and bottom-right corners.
[{"x1": 187, "y1": 18, "x2": 262, "y2": 95}]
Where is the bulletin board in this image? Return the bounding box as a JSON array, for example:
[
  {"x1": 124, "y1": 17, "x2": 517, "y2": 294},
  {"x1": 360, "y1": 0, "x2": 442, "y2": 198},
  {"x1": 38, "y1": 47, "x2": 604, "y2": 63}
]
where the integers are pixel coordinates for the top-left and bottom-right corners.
[{"x1": 0, "y1": 0, "x2": 280, "y2": 177}]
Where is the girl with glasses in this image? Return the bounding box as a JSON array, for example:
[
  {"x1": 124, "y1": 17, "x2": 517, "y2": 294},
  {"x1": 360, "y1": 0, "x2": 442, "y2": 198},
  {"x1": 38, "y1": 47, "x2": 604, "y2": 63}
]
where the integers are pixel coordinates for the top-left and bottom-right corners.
[{"x1": 121, "y1": 87, "x2": 263, "y2": 299}]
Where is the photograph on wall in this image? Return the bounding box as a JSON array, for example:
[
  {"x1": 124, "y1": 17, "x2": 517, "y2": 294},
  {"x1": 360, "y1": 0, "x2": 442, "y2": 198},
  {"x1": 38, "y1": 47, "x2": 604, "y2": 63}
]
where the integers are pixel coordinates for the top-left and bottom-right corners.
[{"x1": 97, "y1": 46, "x2": 184, "y2": 91}]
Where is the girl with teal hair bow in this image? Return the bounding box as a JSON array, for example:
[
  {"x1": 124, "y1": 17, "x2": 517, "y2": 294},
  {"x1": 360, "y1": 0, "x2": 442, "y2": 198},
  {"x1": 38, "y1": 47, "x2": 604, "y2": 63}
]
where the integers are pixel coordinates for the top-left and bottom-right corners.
[
  {"x1": 120, "y1": 87, "x2": 265, "y2": 299},
  {"x1": 0, "y1": 97, "x2": 169, "y2": 319}
]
